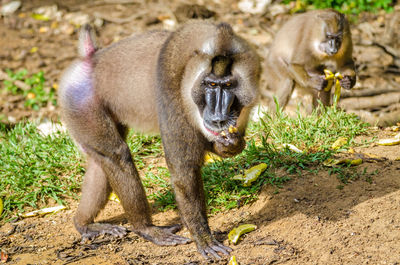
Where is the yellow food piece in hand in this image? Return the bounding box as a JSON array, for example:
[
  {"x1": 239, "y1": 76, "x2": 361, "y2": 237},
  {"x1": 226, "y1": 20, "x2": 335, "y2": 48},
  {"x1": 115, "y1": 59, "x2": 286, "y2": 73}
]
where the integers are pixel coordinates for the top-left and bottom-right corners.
[
  {"x1": 228, "y1": 224, "x2": 257, "y2": 244},
  {"x1": 108, "y1": 192, "x2": 120, "y2": 203},
  {"x1": 324, "y1": 69, "x2": 334, "y2": 92},
  {"x1": 228, "y1": 125, "x2": 238, "y2": 133},
  {"x1": 323, "y1": 70, "x2": 343, "y2": 102},
  {"x1": 204, "y1": 152, "x2": 222, "y2": 164}
]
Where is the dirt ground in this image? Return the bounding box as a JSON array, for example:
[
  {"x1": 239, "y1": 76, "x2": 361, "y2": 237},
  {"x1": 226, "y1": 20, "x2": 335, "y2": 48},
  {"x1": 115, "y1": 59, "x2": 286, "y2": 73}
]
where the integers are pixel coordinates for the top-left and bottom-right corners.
[
  {"x1": 1, "y1": 0, "x2": 400, "y2": 264},
  {"x1": 2, "y1": 131, "x2": 400, "y2": 265}
]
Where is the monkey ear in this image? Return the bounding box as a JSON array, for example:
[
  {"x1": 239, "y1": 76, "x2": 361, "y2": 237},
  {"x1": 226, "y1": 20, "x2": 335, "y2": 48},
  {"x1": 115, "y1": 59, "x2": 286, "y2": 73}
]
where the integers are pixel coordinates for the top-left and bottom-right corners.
[
  {"x1": 79, "y1": 24, "x2": 98, "y2": 58},
  {"x1": 317, "y1": 12, "x2": 331, "y2": 21}
]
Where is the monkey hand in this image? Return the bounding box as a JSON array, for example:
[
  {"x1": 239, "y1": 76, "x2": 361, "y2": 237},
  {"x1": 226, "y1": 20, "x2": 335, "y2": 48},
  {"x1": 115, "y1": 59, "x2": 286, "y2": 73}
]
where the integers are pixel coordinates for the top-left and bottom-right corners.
[
  {"x1": 339, "y1": 75, "x2": 356, "y2": 90},
  {"x1": 195, "y1": 234, "x2": 232, "y2": 259},
  {"x1": 213, "y1": 126, "x2": 245, "y2": 158},
  {"x1": 133, "y1": 224, "x2": 192, "y2": 246},
  {"x1": 310, "y1": 74, "x2": 328, "y2": 91}
]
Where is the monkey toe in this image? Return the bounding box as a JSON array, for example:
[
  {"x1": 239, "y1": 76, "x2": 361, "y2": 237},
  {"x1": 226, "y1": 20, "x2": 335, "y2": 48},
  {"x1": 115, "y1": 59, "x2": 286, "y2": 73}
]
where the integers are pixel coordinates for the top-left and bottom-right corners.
[
  {"x1": 134, "y1": 225, "x2": 192, "y2": 246},
  {"x1": 197, "y1": 239, "x2": 232, "y2": 259},
  {"x1": 81, "y1": 223, "x2": 127, "y2": 240}
]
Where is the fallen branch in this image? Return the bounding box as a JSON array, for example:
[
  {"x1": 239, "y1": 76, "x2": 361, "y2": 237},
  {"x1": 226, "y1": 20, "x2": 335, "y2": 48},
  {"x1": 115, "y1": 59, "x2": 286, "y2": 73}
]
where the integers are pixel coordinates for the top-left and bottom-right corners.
[
  {"x1": 93, "y1": 11, "x2": 140, "y2": 24},
  {"x1": 339, "y1": 92, "x2": 400, "y2": 110},
  {"x1": 347, "y1": 109, "x2": 400, "y2": 126},
  {"x1": 0, "y1": 69, "x2": 30, "y2": 91},
  {"x1": 341, "y1": 87, "x2": 400, "y2": 98}
]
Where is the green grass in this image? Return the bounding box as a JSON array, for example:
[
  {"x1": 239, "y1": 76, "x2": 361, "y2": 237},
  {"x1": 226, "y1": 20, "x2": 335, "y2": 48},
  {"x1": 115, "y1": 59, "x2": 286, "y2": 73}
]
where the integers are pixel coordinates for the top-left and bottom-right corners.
[
  {"x1": 0, "y1": 122, "x2": 83, "y2": 221},
  {"x1": 284, "y1": 0, "x2": 394, "y2": 15},
  {"x1": 0, "y1": 105, "x2": 369, "y2": 221},
  {"x1": 199, "y1": 105, "x2": 369, "y2": 213},
  {"x1": 2, "y1": 69, "x2": 57, "y2": 111}
]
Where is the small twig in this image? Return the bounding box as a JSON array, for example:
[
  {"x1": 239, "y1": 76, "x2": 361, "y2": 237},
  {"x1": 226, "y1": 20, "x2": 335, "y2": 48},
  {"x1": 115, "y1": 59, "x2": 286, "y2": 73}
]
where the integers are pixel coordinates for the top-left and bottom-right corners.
[
  {"x1": 358, "y1": 40, "x2": 400, "y2": 59},
  {"x1": 0, "y1": 69, "x2": 30, "y2": 91},
  {"x1": 341, "y1": 87, "x2": 400, "y2": 98},
  {"x1": 339, "y1": 92, "x2": 400, "y2": 110},
  {"x1": 93, "y1": 11, "x2": 146, "y2": 24}
]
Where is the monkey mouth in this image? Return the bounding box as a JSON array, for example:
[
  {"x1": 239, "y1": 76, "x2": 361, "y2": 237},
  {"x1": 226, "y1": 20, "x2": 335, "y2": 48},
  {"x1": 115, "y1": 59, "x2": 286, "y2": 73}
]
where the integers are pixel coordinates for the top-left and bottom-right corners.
[
  {"x1": 203, "y1": 121, "x2": 239, "y2": 138},
  {"x1": 204, "y1": 125, "x2": 220, "y2": 136}
]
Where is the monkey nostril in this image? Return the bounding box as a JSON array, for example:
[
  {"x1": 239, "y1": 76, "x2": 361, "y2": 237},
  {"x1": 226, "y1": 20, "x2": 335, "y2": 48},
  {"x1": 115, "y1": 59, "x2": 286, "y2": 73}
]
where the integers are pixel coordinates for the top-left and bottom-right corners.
[{"x1": 210, "y1": 116, "x2": 228, "y2": 129}]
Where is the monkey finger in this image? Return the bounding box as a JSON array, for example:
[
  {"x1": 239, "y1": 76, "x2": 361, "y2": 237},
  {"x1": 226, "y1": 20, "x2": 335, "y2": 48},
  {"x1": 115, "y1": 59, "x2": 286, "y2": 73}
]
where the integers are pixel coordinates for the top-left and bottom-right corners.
[{"x1": 339, "y1": 76, "x2": 353, "y2": 90}]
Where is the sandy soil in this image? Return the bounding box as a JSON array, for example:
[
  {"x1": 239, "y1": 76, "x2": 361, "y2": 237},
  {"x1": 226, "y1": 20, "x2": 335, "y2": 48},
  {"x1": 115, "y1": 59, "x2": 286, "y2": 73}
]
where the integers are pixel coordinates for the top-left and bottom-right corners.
[{"x1": 1, "y1": 130, "x2": 400, "y2": 264}]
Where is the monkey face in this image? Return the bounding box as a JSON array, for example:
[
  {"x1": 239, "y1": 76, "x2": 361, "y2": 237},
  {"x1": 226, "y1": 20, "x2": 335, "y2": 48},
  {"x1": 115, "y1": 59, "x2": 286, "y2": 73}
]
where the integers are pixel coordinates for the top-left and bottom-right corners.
[
  {"x1": 201, "y1": 74, "x2": 242, "y2": 135},
  {"x1": 320, "y1": 33, "x2": 342, "y2": 56}
]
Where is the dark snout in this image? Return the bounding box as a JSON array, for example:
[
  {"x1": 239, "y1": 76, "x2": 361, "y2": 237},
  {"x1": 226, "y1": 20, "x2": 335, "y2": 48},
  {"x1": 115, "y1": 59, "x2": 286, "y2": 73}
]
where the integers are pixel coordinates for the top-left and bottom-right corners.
[
  {"x1": 204, "y1": 87, "x2": 235, "y2": 129},
  {"x1": 327, "y1": 39, "x2": 340, "y2": 56}
]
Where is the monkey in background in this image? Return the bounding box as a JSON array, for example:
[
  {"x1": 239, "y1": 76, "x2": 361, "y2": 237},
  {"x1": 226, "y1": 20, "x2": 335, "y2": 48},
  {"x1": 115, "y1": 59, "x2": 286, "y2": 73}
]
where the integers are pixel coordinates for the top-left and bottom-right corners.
[
  {"x1": 263, "y1": 9, "x2": 356, "y2": 111},
  {"x1": 59, "y1": 21, "x2": 260, "y2": 259}
]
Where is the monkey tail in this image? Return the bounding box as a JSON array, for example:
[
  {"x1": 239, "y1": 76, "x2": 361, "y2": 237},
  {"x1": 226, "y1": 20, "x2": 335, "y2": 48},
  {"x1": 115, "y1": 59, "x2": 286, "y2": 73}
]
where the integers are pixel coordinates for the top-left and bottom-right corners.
[{"x1": 79, "y1": 24, "x2": 98, "y2": 59}]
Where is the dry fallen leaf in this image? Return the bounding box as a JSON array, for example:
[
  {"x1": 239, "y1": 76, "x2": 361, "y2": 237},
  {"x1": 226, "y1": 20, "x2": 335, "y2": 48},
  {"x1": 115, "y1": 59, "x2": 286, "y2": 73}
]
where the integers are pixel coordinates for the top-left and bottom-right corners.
[
  {"x1": 1, "y1": 250, "x2": 8, "y2": 263},
  {"x1": 21, "y1": 205, "x2": 66, "y2": 218}
]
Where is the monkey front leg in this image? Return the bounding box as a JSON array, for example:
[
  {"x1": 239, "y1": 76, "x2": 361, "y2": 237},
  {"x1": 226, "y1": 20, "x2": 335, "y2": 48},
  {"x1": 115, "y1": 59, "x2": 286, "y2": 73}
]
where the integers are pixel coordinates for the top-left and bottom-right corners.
[
  {"x1": 171, "y1": 168, "x2": 232, "y2": 259},
  {"x1": 338, "y1": 60, "x2": 356, "y2": 90},
  {"x1": 288, "y1": 64, "x2": 328, "y2": 91}
]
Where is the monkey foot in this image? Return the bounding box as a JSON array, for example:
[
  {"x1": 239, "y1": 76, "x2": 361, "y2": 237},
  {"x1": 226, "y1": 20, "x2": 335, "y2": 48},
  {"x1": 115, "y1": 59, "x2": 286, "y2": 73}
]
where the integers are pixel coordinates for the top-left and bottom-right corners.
[
  {"x1": 134, "y1": 224, "x2": 192, "y2": 246},
  {"x1": 197, "y1": 238, "x2": 232, "y2": 259},
  {"x1": 80, "y1": 223, "x2": 127, "y2": 240}
]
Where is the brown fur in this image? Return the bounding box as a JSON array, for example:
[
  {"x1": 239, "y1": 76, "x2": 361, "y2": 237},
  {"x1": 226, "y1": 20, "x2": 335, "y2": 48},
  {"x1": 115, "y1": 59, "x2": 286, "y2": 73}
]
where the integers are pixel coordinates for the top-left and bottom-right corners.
[
  {"x1": 59, "y1": 20, "x2": 260, "y2": 259},
  {"x1": 263, "y1": 9, "x2": 356, "y2": 111}
]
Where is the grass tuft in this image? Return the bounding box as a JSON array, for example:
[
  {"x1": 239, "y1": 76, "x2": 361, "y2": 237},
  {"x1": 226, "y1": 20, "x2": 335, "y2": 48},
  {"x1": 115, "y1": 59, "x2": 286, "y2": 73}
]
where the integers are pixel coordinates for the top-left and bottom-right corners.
[
  {"x1": 0, "y1": 122, "x2": 83, "y2": 221},
  {"x1": 0, "y1": 105, "x2": 370, "y2": 220}
]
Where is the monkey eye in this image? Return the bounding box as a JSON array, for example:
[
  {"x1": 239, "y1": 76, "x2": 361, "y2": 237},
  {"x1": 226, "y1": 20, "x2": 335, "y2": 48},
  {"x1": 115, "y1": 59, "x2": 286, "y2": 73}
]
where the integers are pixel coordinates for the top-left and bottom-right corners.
[
  {"x1": 226, "y1": 82, "x2": 231, "y2": 87},
  {"x1": 211, "y1": 82, "x2": 216, "y2": 86}
]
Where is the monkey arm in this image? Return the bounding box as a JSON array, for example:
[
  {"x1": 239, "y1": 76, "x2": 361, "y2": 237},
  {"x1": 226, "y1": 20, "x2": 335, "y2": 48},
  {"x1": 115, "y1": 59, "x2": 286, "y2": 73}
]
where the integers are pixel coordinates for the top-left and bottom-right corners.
[
  {"x1": 288, "y1": 63, "x2": 327, "y2": 91},
  {"x1": 158, "y1": 113, "x2": 232, "y2": 259},
  {"x1": 338, "y1": 59, "x2": 356, "y2": 89}
]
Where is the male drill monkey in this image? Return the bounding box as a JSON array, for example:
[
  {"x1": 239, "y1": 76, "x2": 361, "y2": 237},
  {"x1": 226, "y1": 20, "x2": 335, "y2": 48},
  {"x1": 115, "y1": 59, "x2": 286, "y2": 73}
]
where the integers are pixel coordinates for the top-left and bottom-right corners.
[
  {"x1": 59, "y1": 21, "x2": 260, "y2": 259},
  {"x1": 263, "y1": 9, "x2": 356, "y2": 111}
]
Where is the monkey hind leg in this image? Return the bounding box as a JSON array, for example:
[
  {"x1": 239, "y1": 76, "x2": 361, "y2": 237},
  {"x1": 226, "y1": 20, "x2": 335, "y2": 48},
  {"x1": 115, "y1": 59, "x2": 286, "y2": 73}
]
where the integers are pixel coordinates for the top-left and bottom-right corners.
[
  {"x1": 63, "y1": 100, "x2": 189, "y2": 245},
  {"x1": 312, "y1": 89, "x2": 331, "y2": 108},
  {"x1": 74, "y1": 157, "x2": 127, "y2": 240},
  {"x1": 265, "y1": 77, "x2": 294, "y2": 114}
]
